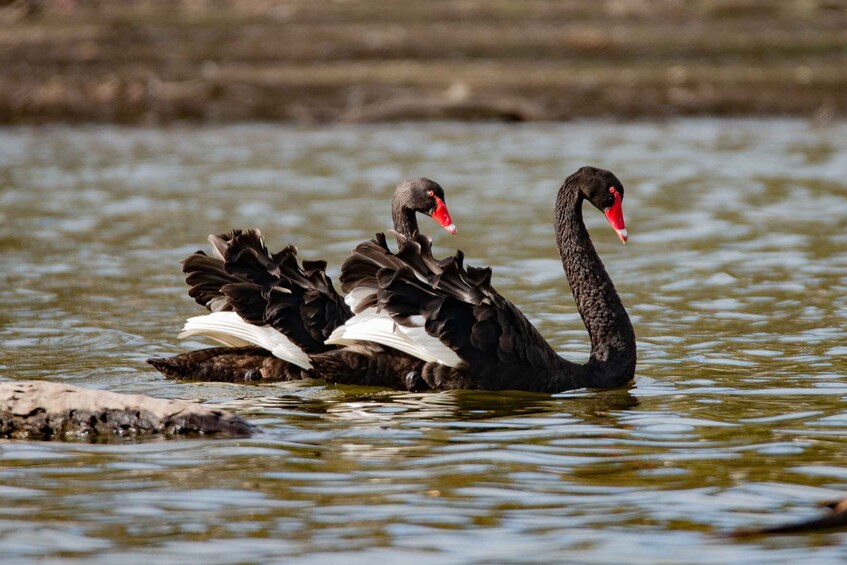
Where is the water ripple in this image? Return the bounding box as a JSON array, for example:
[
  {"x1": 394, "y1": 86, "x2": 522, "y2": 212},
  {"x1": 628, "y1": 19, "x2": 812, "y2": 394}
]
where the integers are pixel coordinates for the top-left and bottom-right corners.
[{"x1": 1, "y1": 120, "x2": 847, "y2": 563}]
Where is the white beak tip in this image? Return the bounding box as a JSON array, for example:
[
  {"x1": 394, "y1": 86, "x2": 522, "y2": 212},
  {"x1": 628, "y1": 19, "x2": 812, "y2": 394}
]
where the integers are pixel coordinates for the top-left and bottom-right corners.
[
  {"x1": 444, "y1": 224, "x2": 457, "y2": 236},
  {"x1": 616, "y1": 228, "x2": 628, "y2": 244}
]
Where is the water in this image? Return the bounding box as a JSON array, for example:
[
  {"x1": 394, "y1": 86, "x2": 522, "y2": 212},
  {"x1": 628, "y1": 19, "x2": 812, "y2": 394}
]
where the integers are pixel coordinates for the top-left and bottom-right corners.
[{"x1": 1, "y1": 120, "x2": 846, "y2": 563}]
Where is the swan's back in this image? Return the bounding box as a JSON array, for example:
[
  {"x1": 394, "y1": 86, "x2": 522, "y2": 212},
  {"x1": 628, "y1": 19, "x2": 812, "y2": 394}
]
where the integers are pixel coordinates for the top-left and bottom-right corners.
[{"x1": 333, "y1": 232, "x2": 571, "y2": 390}]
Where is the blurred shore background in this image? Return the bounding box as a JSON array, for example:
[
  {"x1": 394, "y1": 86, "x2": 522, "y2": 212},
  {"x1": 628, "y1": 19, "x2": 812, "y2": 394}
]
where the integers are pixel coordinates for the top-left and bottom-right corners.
[{"x1": 1, "y1": 0, "x2": 845, "y2": 124}]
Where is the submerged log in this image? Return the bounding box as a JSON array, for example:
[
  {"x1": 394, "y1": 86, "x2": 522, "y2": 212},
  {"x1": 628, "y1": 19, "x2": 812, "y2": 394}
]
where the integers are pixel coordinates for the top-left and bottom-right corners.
[
  {"x1": 0, "y1": 380, "x2": 255, "y2": 439},
  {"x1": 729, "y1": 499, "x2": 847, "y2": 537}
]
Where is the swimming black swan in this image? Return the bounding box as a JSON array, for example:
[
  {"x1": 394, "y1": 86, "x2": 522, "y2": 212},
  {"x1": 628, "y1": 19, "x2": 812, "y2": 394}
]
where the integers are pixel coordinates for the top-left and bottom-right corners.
[
  {"x1": 146, "y1": 178, "x2": 457, "y2": 382},
  {"x1": 315, "y1": 166, "x2": 636, "y2": 392}
]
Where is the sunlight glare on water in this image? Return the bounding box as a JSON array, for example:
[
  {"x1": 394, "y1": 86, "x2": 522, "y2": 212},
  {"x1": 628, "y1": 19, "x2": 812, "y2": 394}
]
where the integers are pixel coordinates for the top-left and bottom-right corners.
[{"x1": 1, "y1": 120, "x2": 846, "y2": 563}]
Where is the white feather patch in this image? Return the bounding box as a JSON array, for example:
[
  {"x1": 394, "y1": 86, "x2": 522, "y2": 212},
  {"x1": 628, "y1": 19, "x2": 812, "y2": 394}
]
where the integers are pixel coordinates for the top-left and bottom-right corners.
[
  {"x1": 208, "y1": 234, "x2": 227, "y2": 261},
  {"x1": 344, "y1": 286, "x2": 375, "y2": 311},
  {"x1": 178, "y1": 311, "x2": 312, "y2": 370},
  {"x1": 325, "y1": 308, "x2": 462, "y2": 367},
  {"x1": 407, "y1": 315, "x2": 426, "y2": 327}
]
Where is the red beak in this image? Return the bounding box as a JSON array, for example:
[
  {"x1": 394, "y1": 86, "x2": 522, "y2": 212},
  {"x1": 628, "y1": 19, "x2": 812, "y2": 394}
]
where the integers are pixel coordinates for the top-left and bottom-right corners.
[
  {"x1": 431, "y1": 196, "x2": 457, "y2": 235},
  {"x1": 603, "y1": 188, "x2": 628, "y2": 244}
]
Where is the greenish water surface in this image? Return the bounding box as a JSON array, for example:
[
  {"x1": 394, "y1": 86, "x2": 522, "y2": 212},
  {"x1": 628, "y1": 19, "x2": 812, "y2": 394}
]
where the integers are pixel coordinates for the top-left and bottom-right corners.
[{"x1": 1, "y1": 120, "x2": 846, "y2": 563}]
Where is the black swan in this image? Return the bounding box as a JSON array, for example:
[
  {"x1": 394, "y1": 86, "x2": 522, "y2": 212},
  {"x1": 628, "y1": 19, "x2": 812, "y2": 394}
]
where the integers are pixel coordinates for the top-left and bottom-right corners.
[
  {"x1": 314, "y1": 166, "x2": 635, "y2": 392},
  {"x1": 146, "y1": 178, "x2": 456, "y2": 382}
]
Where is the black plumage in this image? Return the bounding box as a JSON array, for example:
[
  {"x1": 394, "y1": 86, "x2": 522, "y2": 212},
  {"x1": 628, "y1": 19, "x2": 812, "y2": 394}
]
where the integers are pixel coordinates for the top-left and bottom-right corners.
[
  {"x1": 147, "y1": 346, "x2": 308, "y2": 382},
  {"x1": 320, "y1": 166, "x2": 636, "y2": 392},
  {"x1": 147, "y1": 178, "x2": 455, "y2": 382},
  {"x1": 149, "y1": 168, "x2": 635, "y2": 392}
]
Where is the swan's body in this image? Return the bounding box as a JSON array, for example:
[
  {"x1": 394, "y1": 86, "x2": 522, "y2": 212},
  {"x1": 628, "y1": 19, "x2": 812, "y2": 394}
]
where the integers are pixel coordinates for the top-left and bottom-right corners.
[
  {"x1": 149, "y1": 167, "x2": 636, "y2": 392},
  {"x1": 147, "y1": 179, "x2": 456, "y2": 382},
  {"x1": 313, "y1": 166, "x2": 636, "y2": 392}
]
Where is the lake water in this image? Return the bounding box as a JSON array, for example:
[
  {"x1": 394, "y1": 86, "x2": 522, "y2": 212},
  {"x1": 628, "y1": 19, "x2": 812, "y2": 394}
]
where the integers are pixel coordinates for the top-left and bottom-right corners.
[{"x1": 1, "y1": 120, "x2": 846, "y2": 563}]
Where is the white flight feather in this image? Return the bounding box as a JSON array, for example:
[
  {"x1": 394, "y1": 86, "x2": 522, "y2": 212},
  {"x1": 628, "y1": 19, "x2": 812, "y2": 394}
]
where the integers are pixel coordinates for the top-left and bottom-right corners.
[
  {"x1": 325, "y1": 309, "x2": 462, "y2": 367},
  {"x1": 407, "y1": 315, "x2": 426, "y2": 326},
  {"x1": 344, "y1": 286, "x2": 375, "y2": 311},
  {"x1": 178, "y1": 311, "x2": 312, "y2": 370}
]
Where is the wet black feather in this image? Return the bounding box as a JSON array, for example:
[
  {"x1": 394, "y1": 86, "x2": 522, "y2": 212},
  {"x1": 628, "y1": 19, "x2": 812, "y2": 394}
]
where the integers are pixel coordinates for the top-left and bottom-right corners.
[
  {"x1": 339, "y1": 232, "x2": 563, "y2": 390},
  {"x1": 147, "y1": 346, "x2": 309, "y2": 382},
  {"x1": 184, "y1": 228, "x2": 351, "y2": 354},
  {"x1": 183, "y1": 251, "x2": 238, "y2": 312}
]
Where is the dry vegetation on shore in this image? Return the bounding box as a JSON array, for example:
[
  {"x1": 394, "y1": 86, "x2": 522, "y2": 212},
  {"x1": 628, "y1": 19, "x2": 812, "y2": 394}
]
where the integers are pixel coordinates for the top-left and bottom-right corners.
[{"x1": 1, "y1": 0, "x2": 845, "y2": 123}]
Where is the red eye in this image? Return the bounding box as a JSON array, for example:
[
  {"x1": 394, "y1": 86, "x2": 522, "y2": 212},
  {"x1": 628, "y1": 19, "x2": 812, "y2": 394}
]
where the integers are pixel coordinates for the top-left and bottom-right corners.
[
  {"x1": 427, "y1": 190, "x2": 434, "y2": 197},
  {"x1": 609, "y1": 187, "x2": 616, "y2": 194}
]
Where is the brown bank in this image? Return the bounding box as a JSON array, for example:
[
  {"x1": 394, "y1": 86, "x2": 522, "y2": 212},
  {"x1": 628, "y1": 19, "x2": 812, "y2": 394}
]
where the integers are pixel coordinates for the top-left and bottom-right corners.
[
  {"x1": 0, "y1": 381, "x2": 255, "y2": 440},
  {"x1": 1, "y1": 0, "x2": 844, "y2": 124}
]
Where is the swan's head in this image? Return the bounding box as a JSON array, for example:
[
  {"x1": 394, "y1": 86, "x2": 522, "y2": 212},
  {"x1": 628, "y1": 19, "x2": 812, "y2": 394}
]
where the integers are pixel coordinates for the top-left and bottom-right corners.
[
  {"x1": 394, "y1": 178, "x2": 457, "y2": 235},
  {"x1": 573, "y1": 166, "x2": 628, "y2": 244}
]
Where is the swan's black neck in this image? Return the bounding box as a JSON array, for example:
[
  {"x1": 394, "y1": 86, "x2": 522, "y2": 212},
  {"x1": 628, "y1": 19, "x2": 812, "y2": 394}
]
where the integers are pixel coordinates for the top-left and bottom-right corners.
[
  {"x1": 392, "y1": 201, "x2": 419, "y2": 238},
  {"x1": 552, "y1": 183, "x2": 636, "y2": 389}
]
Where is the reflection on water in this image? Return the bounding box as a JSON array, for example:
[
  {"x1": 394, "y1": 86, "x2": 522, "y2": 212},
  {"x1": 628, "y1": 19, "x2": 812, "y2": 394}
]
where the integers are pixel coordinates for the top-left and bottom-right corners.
[{"x1": 1, "y1": 120, "x2": 847, "y2": 563}]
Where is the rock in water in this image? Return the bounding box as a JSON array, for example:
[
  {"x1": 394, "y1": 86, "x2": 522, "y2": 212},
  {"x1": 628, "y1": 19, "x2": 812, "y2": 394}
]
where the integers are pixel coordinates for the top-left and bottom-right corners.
[{"x1": 0, "y1": 380, "x2": 256, "y2": 439}]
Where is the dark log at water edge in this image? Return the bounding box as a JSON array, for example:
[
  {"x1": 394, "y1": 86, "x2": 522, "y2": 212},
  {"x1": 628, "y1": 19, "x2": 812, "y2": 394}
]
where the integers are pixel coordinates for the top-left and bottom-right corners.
[
  {"x1": 0, "y1": 381, "x2": 256, "y2": 440},
  {"x1": 727, "y1": 499, "x2": 847, "y2": 537}
]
